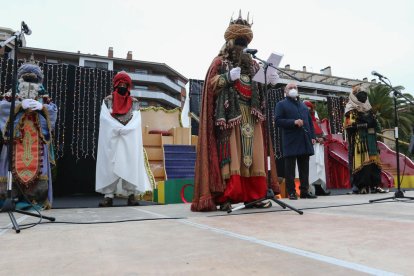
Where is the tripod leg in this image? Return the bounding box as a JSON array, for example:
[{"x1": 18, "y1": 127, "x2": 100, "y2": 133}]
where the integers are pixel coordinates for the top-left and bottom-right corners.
[
  {"x1": 271, "y1": 198, "x2": 303, "y2": 215},
  {"x1": 370, "y1": 194, "x2": 414, "y2": 203},
  {"x1": 228, "y1": 197, "x2": 266, "y2": 213},
  {"x1": 369, "y1": 196, "x2": 395, "y2": 203},
  {"x1": 228, "y1": 196, "x2": 303, "y2": 215},
  {"x1": 14, "y1": 209, "x2": 56, "y2": 222},
  {"x1": 7, "y1": 212, "x2": 21, "y2": 233},
  {"x1": 272, "y1": 199, "x2": 287, "y2": 209}
]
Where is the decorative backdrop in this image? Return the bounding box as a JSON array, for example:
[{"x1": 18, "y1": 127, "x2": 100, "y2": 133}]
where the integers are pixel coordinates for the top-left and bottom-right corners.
[
  {"x1": 0, "y1": 58, "x2": 114, "y2": 160},
  {"x1": 188, "y1": 79, "x2": 204, "y2": 136},
  {"x1": 326, "y1": 96, "x2": 347, "y2": 135},
  {"x1": 267, "y1": 87, "x2": 285, "y2": 160},
  {"x1": 0, "y1": 58, "x2": 114, "y2": 194}
]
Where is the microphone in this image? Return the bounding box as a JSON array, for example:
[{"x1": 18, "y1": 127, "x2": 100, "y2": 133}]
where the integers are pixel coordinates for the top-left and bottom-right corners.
[
  {"x1": 371, "y1": 70, "x2": 387, "y2": 79},
  {"x1": 243, "y1": 48, "x2": 258, "y2": 55},
  {"x1": 21, "y1": 21, "x2": 32, "y2": 35}
]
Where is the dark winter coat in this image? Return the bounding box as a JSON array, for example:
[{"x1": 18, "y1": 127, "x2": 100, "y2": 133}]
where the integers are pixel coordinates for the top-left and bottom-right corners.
[{"x1": 275, "y1": 97, "x2": 315, "y2": 157}]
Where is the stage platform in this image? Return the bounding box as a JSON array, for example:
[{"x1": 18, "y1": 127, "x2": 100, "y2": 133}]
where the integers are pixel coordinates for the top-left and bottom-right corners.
[
  {"x1": 50, "y1": 189, "x2": 350, "y2": 209},
  {"x1": 1, "y1": 192, "x2": 413, "y2": 275}
]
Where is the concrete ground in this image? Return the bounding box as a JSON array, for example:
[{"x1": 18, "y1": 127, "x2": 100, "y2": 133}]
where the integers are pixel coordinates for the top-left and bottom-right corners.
[{"x1": 1, "y1": 192, "x2": 413, "y2": 276}]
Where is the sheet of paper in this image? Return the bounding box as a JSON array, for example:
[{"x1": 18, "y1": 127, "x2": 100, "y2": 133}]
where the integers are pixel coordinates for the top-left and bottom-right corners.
[{"x1": 253, "y1": 52, "x2": 284, "y2": 84}]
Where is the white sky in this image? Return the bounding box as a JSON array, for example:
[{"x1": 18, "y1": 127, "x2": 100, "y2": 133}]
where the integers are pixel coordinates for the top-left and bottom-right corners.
[{"x1": 2, "y1": 0, "x2": 414, "y2": 94}]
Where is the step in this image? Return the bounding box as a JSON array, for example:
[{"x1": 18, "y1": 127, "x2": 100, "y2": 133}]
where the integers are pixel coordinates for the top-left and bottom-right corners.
[
  {"x1": 165, "y1": 167, "x2": 195, "y2": 172},
  {"x1": 164, "y1": 145, "x2": 196, "y2": 153},
  {"x1": 164, "y1": 153, "x2": 196, "y2": 160},
  {"x1": 165, "y1": 160, "x2": 196, "y2": 167},
  {"x1": 167, "y1": 173, "x2": 195, "y2": 179},
  {"x1": 164, "y1": 144, "x2": 195, "y2": 148},
  {"x1": 145, "y1": 147, "x2": 163, "y2": 161},
  {"x1": 166, "y1": 167, "x2": 195, "y2": 174}
]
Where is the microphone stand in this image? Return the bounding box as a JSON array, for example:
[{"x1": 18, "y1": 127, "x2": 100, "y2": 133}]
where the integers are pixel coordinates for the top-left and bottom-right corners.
[
  {"x1": 228, "y1": 53, "x2": 303, "y2": 214},
  {"x1": 252, "y1": 54, "x2": 303, "y2": 83},
  {"x1": 0, "y1": 23, "x2": 55, "y2": 234},
  {"x1": 369, "y1": 76, "x2": 414, "y2": 203}
]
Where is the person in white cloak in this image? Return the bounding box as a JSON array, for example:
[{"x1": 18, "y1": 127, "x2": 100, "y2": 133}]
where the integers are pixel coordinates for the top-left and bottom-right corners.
[{"x1": 96, "y1": 71, "x2": 151, "y2": 207}]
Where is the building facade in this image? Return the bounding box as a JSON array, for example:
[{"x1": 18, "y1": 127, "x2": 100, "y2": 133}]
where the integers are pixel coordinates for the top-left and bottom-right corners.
[
  {"x1": 1, "y1": 26, "x2": 187, "y2": 109},
  {"x1": 0, "y1": 27, "x2": 27, "y2": 60},
  {"x1": 275, "y1": 65, "x2": 377, "y2": 102},
  {"x1": 17, "y1": 47, "x2": 187, "y2": 109}
]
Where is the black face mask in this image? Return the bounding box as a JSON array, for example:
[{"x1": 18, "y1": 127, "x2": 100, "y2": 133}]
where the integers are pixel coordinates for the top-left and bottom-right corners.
[
  {"x1": 22, "y1": 75, "x2": 39, "y2": 83},
  {"x1": 356, "y1": 92, "x2": 368, "y2": 103},
  {"x1": 117, "y1": 87, "x2": 128, "y2": 95},
  {"x1": 234, "y1": 37, "x2": 248, "y2": 47}
]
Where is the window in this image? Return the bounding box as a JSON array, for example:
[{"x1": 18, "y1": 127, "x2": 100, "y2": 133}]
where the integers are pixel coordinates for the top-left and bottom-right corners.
[
  {"x1": 47, "y1": 59, "x2": 58, "y2": 64},
  {"x1": 134, "y1": 85, "x2": 148, "y2": 90},
  {"x1": 140, "y1": 101, "x2": 149, "y2": 107},
  {"x1": 84, "y1": 60, "x2": 108, "y2": 69},
  {"x1": 135, "y1": 69, "x2": 148, "y2": 74},
  {"x1": 176, "y1": 79, "x2": 185, "y2": 87}
]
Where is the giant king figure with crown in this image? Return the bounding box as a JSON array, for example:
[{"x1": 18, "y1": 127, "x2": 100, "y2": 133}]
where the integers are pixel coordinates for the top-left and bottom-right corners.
[{"x1": 191, "y1": 11, "x2": 279, "y2": 211}]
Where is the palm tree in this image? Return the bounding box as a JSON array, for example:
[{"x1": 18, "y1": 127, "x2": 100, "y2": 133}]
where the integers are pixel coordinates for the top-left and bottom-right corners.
[{"x1": 368, "y1": 84, "x2": 414, "y2": 138}]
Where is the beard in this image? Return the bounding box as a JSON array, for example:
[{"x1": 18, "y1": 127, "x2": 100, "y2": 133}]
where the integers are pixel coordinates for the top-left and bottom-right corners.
[
  {"x1": 229, "y1": 45, "x2": 252, "y2": 75},
  {"x1": 18, "y1": 81, "x2": 40, "y2": 99}
]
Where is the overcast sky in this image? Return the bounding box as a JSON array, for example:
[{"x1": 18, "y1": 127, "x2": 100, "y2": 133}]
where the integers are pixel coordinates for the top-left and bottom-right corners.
[{"x1": 2, "y1": 0, "x2": 413, "y2": 94}]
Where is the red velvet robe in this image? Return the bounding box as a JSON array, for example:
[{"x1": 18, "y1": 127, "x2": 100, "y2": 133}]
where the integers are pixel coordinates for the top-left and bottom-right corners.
[{"x1": 191, "y1": 56, "x2": 279, "y2": 212}]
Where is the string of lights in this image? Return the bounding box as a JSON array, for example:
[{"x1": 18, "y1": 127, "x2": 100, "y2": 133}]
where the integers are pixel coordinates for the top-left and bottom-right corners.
[
  {"x1": 91, "y1": 68, "x2": 98, "y2": 158},
  {"x1": 327, "y1": 96, "x2": 347, "y2": 135},
  {"x1": 51, "y1": 63, "x2": 54, "y2": 97},
  {"x1": 10, "y1": 59, "x2": 14, "y2": 93},
  {"x1": 73, "y1": 66, "x2": 80, "y2": 160},
  {"x1": 59, "y1": 64, "x2": 69, "y2": 158},
  {"x1": 58, "y1": 64, "x2": 64, "y2": 156},
  {"x1": 54, "y1": 64, "x2": 61, "y2": 155},
  {"x1": 79, "y1": 66, "x2": 86, "y2": 160},
  {"x1": 0, "y1": 59, "x2": 3, "y2": 93},
  {"x1": 0, "y1": 58, "x2": 114, "y2": 160},
  {"x1": 84, "y1": 68, "x2": 91, "y2": 158},
  {"x1": 267, "y1": 87, "x2": 284, "y2": 159}
]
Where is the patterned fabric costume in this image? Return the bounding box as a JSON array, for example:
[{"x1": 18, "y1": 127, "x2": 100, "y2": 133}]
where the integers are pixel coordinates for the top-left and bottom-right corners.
[
  {"x1": 191, "y1": 12, "x2": 279, "y2": 211},
  {"x1": 0, "y1": 63, "x2": 57, "y2": 208},
  {"x1": 344, "y1": 85, "x2": 384, "y2": 194},
  {"x1": 95, "y1": 71, "x2": 151, "y2": 207}
]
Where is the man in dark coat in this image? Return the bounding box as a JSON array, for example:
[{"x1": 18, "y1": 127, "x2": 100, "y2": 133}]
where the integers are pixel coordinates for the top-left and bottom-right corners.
[{"x1": 275, "y1": 83, "x2": 317, "y2": 200}]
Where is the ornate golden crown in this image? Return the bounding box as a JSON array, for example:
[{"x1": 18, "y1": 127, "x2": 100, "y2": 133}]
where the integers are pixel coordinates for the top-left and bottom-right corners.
[
  {"x1": 225, "y1": 10, "x2": 253, "y2": 43},
  {"x1": 229, "y1": 10, "x2": 253, "y2": 27}
]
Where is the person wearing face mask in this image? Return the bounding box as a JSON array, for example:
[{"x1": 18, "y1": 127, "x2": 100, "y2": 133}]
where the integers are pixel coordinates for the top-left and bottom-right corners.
[
  {"x1": 344, "y1": 85, "x2": 387, "y2": 194},
  {"x1": 95, "y1": 71, "x2": 152, "y2": 207},
  {"x1": 0, "y1": 63, "x2": 57, "y2": 209},
  {"x1": 275, "y1": 83, "x2": 317, "y2": 200},
  {"x1": 191, "y1": 11, "x2": 280, "y2": 212}
]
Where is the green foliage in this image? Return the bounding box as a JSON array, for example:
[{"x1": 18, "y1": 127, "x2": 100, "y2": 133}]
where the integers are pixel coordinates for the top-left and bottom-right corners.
[
  {"x1": 315, "y1": 102, "x2": 328, "y2": 120},
  {"x1": 368, "y1": 84, "x2": 414, "y2": 155}
]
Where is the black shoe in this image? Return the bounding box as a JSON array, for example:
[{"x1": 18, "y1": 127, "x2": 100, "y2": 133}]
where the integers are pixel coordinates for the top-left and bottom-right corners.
[
  {"x1": 219, "y1": 202, "x2": 232, "y2": 211},
  {"x1": 371, "y1": 187, "x2": 388, "y2": 194},
  {"x1": 314, "y1": 184, "x2": 331, "y2": 196},
  {"x1": 245, "y1": 201, "x2": 272, "y2": 209},
  {"x1": 289, "y1": 193, "x2": 298, "y2": 200},
  {"x1": 300, "y1": 192, "x2": 317, "y2": 199},
  {"x1": 127, "y1": 194, "x2": 140, "y2": 206},
  {"x1": 99, "y1": 197, "x2": 113, "y2": 207}
]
